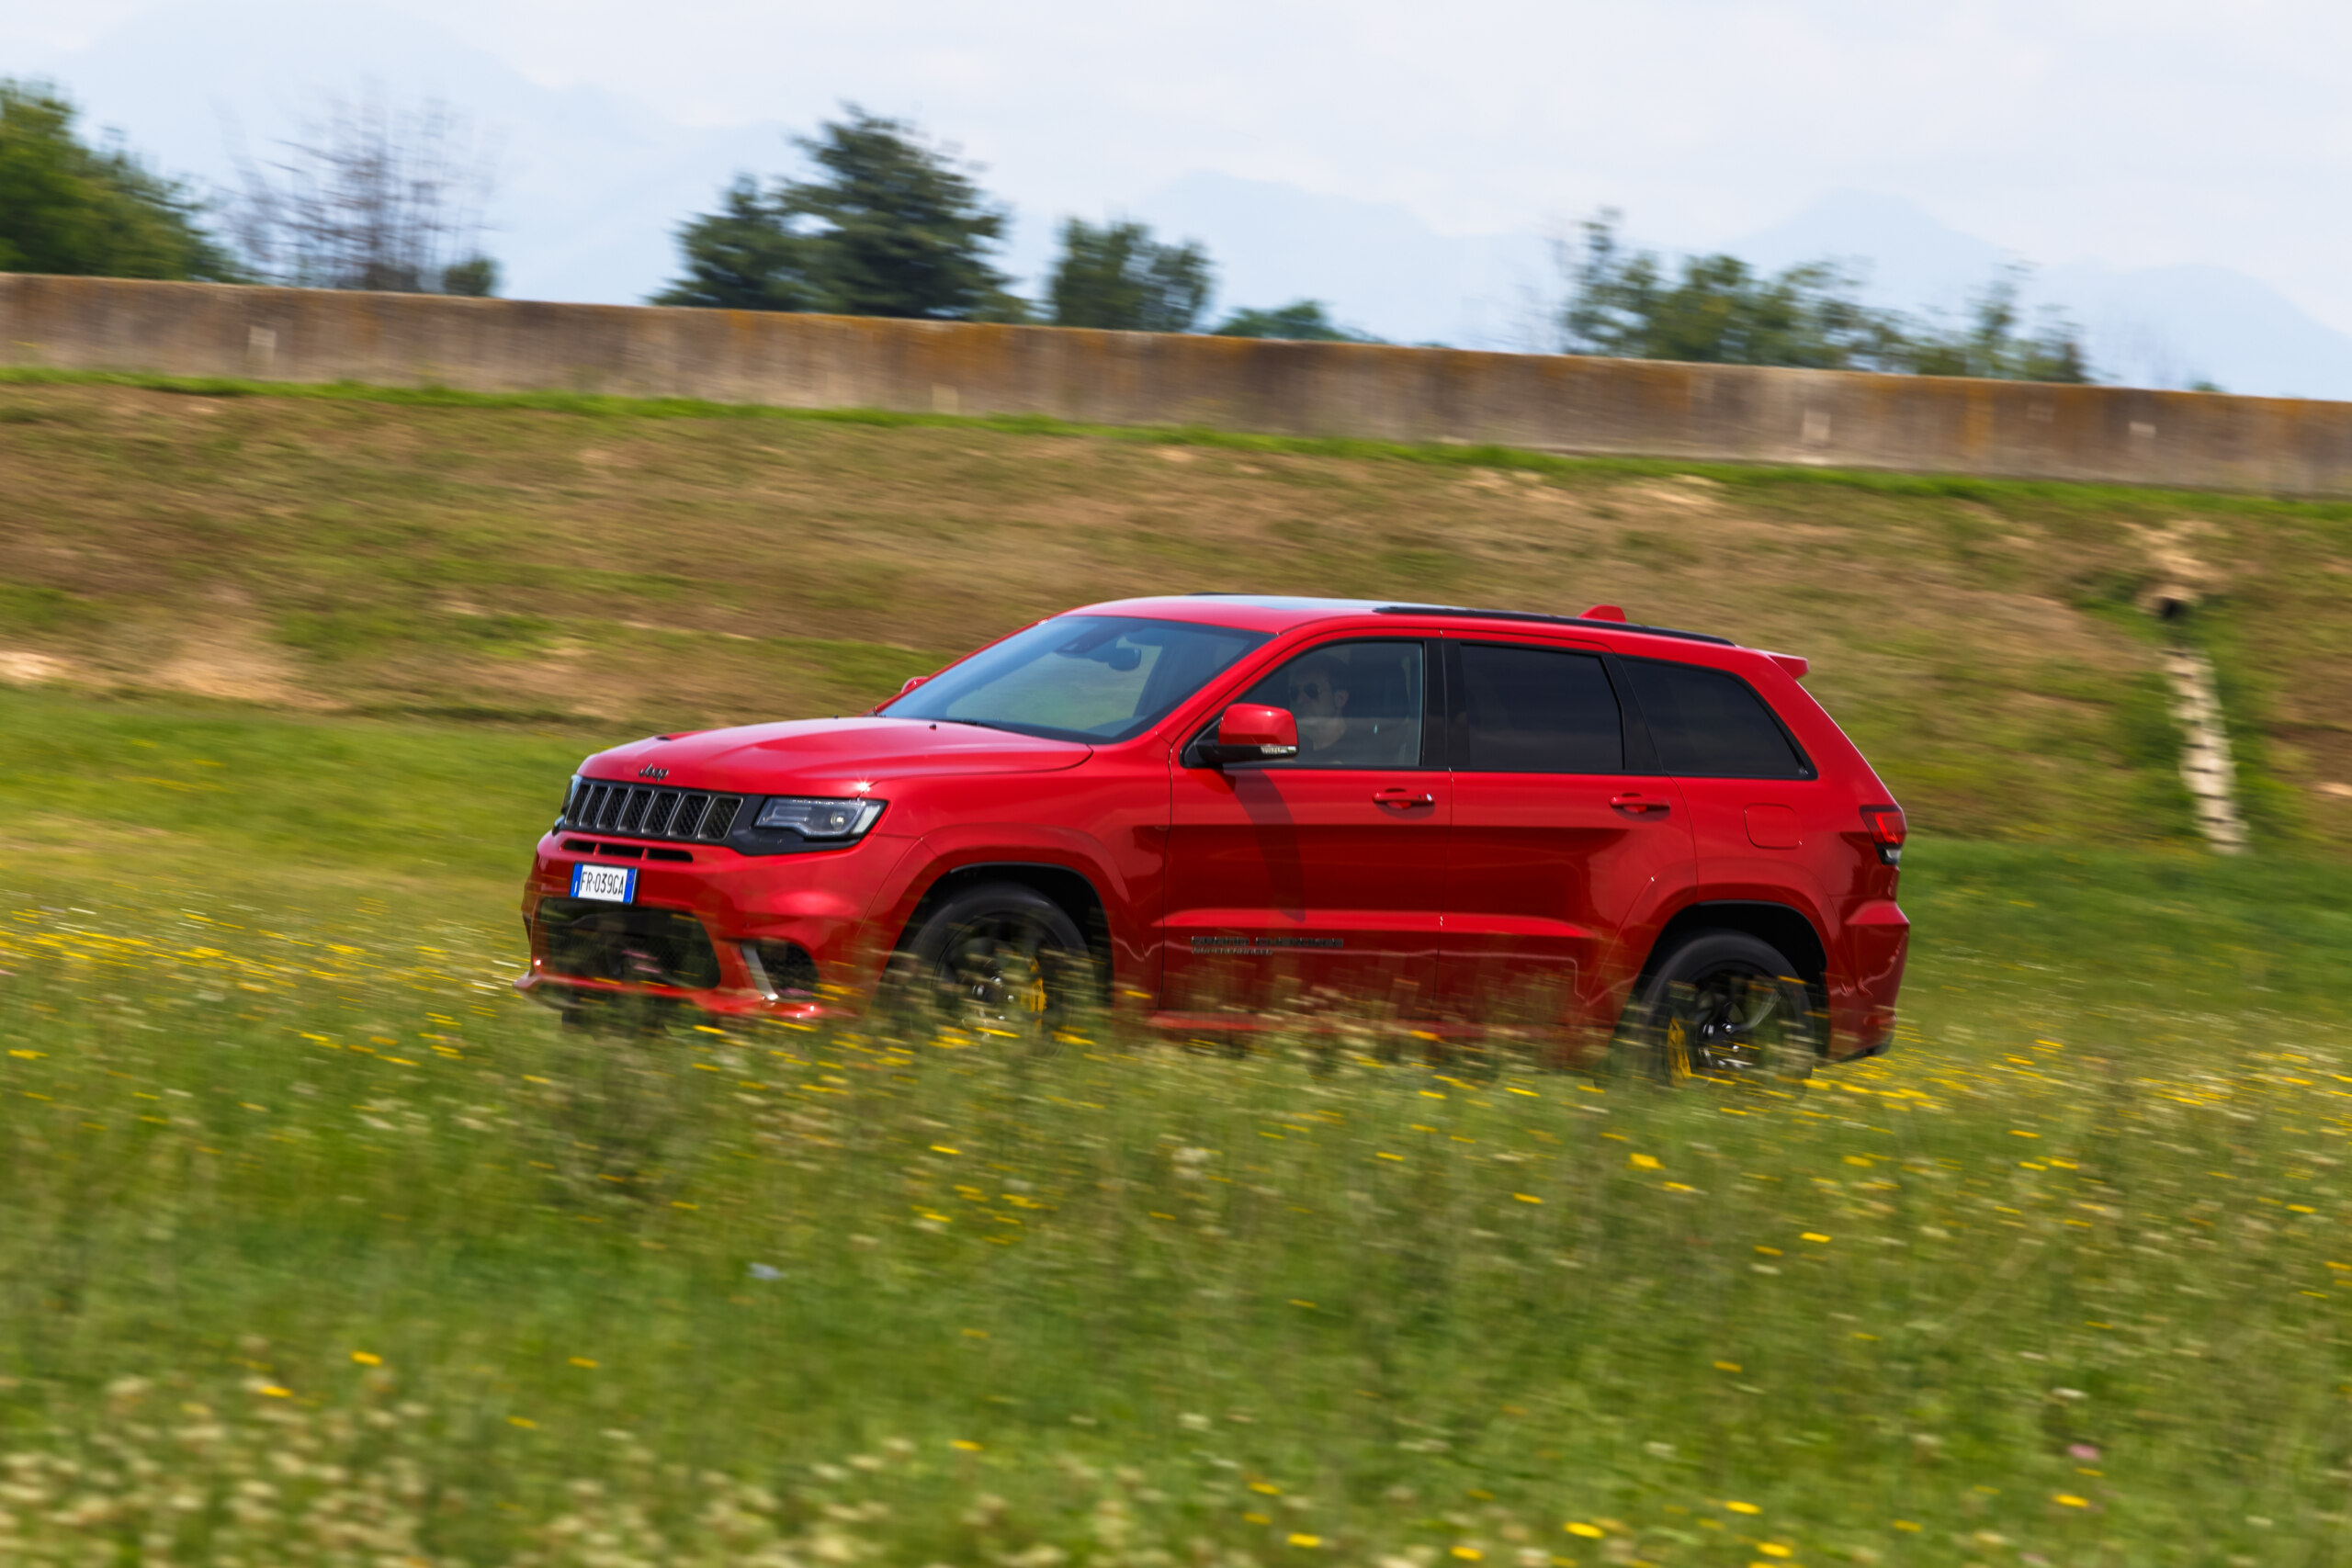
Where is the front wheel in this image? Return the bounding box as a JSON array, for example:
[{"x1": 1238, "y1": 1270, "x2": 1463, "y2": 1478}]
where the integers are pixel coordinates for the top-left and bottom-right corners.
[
  {"x1": 1625, "y1": 931, "x2": 1821, "y2": 1085},
  {"x1": 899, "y1": 883, "x2": 1091, "y2": 1049}
]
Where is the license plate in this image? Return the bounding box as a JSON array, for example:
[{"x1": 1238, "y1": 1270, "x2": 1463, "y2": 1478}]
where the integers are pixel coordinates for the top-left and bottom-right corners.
[{"x1": 571, "y1": 863, "x2": 636, "y2": 903}]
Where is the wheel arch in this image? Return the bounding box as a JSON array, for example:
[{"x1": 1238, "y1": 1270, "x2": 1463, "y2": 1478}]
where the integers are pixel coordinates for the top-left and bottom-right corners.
[
  {"x1": 894, "y1": 862, "x2": 1114, "y2": 1001},
  {"x1": 1632, "y1": 899, "x2": 1829, "y2": 1002}
]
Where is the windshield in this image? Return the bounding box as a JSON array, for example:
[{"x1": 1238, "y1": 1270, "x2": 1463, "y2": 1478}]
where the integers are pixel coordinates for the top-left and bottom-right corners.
[{"x1": 883, "y1": 616, "x2": 1271, "y2": 743}]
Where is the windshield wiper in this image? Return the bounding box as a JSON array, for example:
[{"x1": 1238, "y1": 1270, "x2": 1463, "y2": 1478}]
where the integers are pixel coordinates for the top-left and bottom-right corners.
[{"x1": 932, "y1": 717, "x2": 1029, "y2": 735}]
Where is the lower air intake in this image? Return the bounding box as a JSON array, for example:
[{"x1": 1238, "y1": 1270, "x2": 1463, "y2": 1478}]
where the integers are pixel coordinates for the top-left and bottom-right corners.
[{"x1": 536, "y1": 897, "x2": 722, "y2": 989}]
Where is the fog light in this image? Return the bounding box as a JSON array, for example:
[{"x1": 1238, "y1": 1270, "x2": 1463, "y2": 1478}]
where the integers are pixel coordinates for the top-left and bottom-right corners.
[{"x1": 742, "y1": 940, "x2": 820, "y2": 998}]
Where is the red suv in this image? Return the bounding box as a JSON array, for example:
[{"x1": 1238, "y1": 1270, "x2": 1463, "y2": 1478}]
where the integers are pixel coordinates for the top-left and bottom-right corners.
[{"x1": 518, "y1": 597, "x2": 1909, "y2": 1076}]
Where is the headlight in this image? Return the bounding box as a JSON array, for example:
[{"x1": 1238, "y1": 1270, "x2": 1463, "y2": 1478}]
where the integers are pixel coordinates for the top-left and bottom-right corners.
[{"x1": 753, "y1": 796, "x2": 886, "y2": 840}]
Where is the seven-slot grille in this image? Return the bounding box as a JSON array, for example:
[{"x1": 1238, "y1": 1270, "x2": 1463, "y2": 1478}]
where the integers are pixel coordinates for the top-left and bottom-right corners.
[{"x1": 566, "y1": 780, "x2": 744, "y2": 843}]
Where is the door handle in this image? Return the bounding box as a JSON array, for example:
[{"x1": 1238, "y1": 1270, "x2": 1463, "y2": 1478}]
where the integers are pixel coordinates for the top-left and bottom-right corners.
[
  {"x1": 1610, "y1": 793, "x2": 1668, "y2": 815},
  {"x1": 1373, "y1": 787, "x2": 1436, "y2": 807}
]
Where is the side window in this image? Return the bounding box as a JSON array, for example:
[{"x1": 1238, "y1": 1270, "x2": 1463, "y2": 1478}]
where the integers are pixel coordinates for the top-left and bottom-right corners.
[
  {"x1": 1454, "y1": 642, "x2": 1623, "y2": 773},
  {"x1": 1231, "y1": 639, "x2": 1426, "y2": 769},
  {"x1": 1623, "y1": 658, "x2": 1809, "y2": 778}
]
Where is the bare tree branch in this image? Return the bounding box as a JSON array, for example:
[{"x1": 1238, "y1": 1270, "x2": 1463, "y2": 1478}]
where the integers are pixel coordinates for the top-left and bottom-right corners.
[{"x1": 231, "y1": 85, "x2": 500, "y2": 294}]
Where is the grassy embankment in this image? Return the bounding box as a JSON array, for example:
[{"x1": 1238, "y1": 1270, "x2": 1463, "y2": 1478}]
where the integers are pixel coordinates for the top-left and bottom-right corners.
[
  {"x1": 6, "y1": 378, "x2": 2352, "y2": 1563},
  {"x1": 4, "y1": 374, "x2": 2351, "y2": 850}
]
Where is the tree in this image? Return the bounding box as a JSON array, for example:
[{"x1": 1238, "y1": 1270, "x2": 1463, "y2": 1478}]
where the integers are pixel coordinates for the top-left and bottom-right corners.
[
  {"x1": 1558, "y1": 210, "x2": 2093, "y2": 383},
  {"x1": 655, "y1": 176, "x2": 817, "y2": 311},
  {"x1": 230, "y1": 89, "x2": 500, "y2": 294},
  {"x1": 1899, "y1": 268, "x2": 2092, "y2": 384},
  {"x1": 1046, "y1": 218, "x2": 1213, "y2": 333},
  {"x1": 0, "y1": 79, "x2": 237, "y2": 280},
  {"x1": 1212, "y1": 300, "x2": 1381, "y2": 343},
  {"x1": 657, "y1": 107, "x2": 1012, "y2": 320},
  {"x1": 1560, "y1": 210, "x2": 1903, "y2": 370},
  {"x1": 439, "y1": 254, "x2": 499, "y2": 298}
]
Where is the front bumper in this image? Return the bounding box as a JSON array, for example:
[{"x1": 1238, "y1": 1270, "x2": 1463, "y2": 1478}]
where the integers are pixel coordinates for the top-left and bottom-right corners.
[{"x1": 514, "y1": 829, "x2": 913, "y2": 1021}]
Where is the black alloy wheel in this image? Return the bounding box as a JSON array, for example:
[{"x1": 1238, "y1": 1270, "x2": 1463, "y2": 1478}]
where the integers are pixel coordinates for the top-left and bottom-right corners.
[
  {"x1": 1628, "y1": 931, "x2": 1822, "y2": 1084},
  {"x1": 903, "y1": 882, "x2": 1090, "y2": 1048}
]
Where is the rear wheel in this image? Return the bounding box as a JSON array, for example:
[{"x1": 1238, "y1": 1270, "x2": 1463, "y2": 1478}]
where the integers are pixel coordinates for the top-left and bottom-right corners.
[
  {"x1": 1626, "y1": 931, "x2": 1821, "y2": 1084},
  {"x1": 901, "y1": 883, "x2": 1089, "y2": 1049}
]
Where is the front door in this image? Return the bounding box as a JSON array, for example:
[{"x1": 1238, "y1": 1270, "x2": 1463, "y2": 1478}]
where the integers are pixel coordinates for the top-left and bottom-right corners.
[
  {"x1": 1438, "y1": 637, "x2": 1695, "y2": 1035},
  {"x1": 1162, "y1": 638, "x2": 1448, "y2": 1021}
]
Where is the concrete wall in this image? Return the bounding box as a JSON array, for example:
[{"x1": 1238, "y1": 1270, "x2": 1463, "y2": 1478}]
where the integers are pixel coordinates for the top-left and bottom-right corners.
[{"x1": 8, "y1": 273, "x2": 2352, "y2": 496}]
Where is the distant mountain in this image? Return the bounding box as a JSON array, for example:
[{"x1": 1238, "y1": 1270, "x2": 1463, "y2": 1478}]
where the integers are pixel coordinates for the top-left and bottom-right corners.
[
  {"x1": 1087, "y1": 180, "x2": 2352, "y2": 399},
  {"x1": 2038, "y1": 261, "x2": 2352, "y2": 401},
  {"x1": 23, "y1": 9, "x2": 2352, "y2": 400},
  {"x1": 1732, "y1": 191, "x2": 2352, "y2": 400},
  {"x1": 1731, "y1": 189, "x2": 2009, "y2": 315},
  {"x1": 1118, "y1": 173, "x2": 1548, "y2": 347}
]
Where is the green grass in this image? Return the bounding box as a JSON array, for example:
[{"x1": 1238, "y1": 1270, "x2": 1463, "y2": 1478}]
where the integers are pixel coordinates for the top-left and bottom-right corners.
[
  {"x1": 6, "y1": 369, "x2": 2352, "y2": 1560},
  {"x1": 0, "y1": 685, "x2": 594, "y2": 897},
  {"x1": 18, "y1": 375, "x2": 2352, "y2": 855},
  {"x1": 6, "y1": 687, "x2": 2352, "y2": 1563}
]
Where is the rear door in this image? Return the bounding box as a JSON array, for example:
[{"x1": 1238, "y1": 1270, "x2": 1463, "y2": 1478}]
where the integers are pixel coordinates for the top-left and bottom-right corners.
[
  {"x1": 1438, "y1": 637, "x2": 1695, "y2": 1031},
  {"x1": 1162, "y1": 637, "x2": 1448, "y2": 1020},
  {"x1": 1615, "y1": 657, "x2": 1825, "y2": 903}
]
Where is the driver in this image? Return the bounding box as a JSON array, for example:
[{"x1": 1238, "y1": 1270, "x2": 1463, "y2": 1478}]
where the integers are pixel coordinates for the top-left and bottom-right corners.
[{"x1": 1282, "y1": 652, "x2": 1353, "y2": 758}]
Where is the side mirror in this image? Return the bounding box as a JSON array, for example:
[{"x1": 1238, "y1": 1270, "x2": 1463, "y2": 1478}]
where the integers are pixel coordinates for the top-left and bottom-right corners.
[
  {"x1": 872, "y1": 671, "x2": 932, "y2": 716},
  {"x1": 1197, "y1": 703, "x2": 1299, "y2": 767}
]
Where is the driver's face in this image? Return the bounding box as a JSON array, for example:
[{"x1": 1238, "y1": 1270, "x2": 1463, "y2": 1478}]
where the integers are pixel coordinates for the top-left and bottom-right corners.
[{"x1": 1286, "y1": 671, "x2": 1343, "y2": 714}]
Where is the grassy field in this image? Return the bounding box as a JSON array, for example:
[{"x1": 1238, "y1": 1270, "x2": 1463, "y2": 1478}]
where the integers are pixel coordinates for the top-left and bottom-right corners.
[
  {"x1": 7, "y1": 382, "x2": 2352, "y2": 1563},
  {"x1": 4, "y1": 663, "x2": 2352, "y2": 1567},
  {"x1": 3, "y1": 377, "x2": 2351, "y2": 853}
]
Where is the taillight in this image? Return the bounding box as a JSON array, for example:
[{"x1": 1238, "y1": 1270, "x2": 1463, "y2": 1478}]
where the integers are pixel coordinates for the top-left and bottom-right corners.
[{"x1": 1860, "y1": 806, "x2": 1906, "y2": 866}]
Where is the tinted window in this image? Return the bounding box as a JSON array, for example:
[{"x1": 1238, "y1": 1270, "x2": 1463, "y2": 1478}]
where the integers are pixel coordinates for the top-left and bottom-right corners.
[
  {"x1": 1233, "y1": 639, "x2": 1426, "y2": 768},
  {"x1": 1623, "y1": 659, "x2": 1807, "y2": 778},
  {"x1": 1454, "y1": 643, "x2": 1623, "y2": 773}
]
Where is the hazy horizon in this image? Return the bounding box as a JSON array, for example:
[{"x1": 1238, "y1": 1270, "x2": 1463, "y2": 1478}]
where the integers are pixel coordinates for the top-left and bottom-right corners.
[{"x1": 8, "y1": 0, "x2": 2351, "y2": 395}]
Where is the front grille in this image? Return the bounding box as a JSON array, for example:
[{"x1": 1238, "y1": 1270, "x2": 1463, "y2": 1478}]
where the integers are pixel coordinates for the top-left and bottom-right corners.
[
  {"x1": 566, "y1": 780, "x2": 744, "y2": 843},
  {"x1": 536, "y1": 897, "x2": 722, "y2": 989}
]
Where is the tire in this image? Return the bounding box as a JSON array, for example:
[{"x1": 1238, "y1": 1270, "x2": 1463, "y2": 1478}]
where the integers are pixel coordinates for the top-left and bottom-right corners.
[
  {"x1": 1624, "y1": 930, "x2": 1822, "y2": 1085},
  {"x1": 900, "y1": 882, "x2": 1090, "y2": 1048}
]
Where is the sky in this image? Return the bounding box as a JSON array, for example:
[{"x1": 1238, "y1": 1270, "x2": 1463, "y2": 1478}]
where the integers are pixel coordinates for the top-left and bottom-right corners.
[{"x1": 6, "y1": 0, "x2": 2351, "y2": 388}]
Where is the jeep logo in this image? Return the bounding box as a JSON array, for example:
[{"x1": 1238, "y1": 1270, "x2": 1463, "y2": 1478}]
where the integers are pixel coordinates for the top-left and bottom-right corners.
[{"x1": 638, "y1": 765, "x2": 669, "y2": 781}]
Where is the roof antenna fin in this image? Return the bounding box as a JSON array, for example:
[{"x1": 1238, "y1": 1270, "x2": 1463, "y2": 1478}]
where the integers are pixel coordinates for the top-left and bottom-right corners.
[{"x1": 1579, "y1": 604, "x2": 1628, "y2": 622}]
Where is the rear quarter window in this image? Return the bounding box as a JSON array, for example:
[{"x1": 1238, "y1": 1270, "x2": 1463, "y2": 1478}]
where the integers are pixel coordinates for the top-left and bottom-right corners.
[{"x1": 1622, "y1": 658, "x2": 1811, "y2": 779}]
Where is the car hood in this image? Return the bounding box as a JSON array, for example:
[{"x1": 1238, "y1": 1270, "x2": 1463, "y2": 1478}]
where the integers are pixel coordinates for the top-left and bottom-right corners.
[{"x1": 583, "y1": 717, "x2": 1094, "y2": 795}]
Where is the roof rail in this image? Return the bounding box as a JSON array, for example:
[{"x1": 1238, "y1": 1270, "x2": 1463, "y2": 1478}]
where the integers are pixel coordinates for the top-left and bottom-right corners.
[{"x1": 1372, "y1": 604, "x2": 1736, "y2": 647}]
